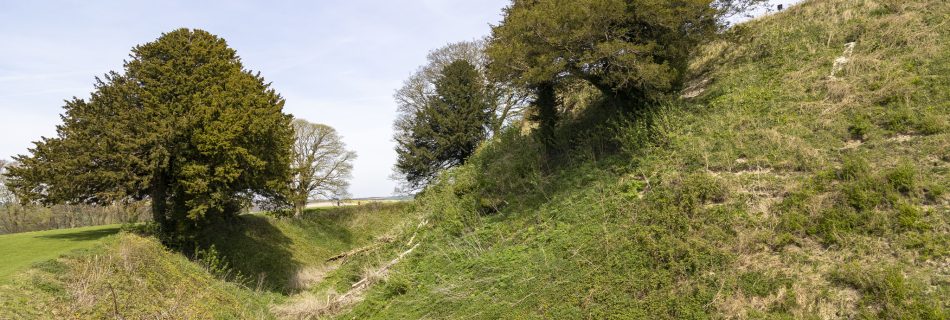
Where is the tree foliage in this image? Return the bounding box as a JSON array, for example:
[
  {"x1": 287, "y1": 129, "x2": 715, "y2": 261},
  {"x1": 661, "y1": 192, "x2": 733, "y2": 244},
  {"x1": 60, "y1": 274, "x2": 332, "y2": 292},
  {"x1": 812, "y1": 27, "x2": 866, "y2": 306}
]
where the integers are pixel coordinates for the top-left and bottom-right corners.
[
  {"x1": 394, "y1": 40, "x2": 529, "y2": 147},
  {"x1": 489, "y1": 0, "x2": 730, "y2": 101},
  {"x1": 288, "y1": 119, "x2": 356, "y2": 217},
  {"x1": 395, "y1": 60, "x2": 492, "y2": 190},
  {"x1": 486, "y1": 0, "x2": 766, "y2": 154},
  {"x1": 6, "y1": 28, "x2": 293, "y2": 244},
  {"x1": 0, "y1": 160, "x2": 14, "y2": 205}
]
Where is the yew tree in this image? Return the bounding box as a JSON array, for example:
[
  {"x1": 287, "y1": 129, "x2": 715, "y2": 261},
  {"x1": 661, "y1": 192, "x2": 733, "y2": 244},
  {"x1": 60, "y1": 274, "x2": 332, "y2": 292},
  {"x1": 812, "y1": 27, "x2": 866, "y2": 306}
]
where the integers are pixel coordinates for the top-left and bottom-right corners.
[
  {"x1": 395, "y1": 60, "x2": 492, "y2": 190},
  {"x1": 487, "y1": 0, "x2": 764, "y2": 152},
  {"x1": 393, "y1": 40, "x2": 528, "y2": 143},
  {"x1": 7, "y1": 29, "x2": 294, "y2": 244}
]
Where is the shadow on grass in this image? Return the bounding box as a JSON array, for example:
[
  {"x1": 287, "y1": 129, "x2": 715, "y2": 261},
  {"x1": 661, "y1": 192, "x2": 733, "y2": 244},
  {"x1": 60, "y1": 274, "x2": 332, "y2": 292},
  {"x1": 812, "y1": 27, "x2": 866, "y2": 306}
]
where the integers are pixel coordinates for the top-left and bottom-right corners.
[
  {"x1": 197, "y1": 205, "x2": 400, "y2": 293},
  {"x1": 35, "y1": 227, "x2": 120, "y2": 241},
  {"x1": 200, "y1": 214, "x2": 301, "y2": 293},
  {"x1": 296, "y1": 207, "x2": 357, "y2": 245}
]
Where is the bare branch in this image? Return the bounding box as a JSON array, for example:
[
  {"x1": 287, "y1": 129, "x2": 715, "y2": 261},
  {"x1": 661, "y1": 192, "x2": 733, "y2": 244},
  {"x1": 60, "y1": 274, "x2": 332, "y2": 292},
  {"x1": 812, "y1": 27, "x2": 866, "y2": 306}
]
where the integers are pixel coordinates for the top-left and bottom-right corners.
[{"x1": 289, "y1": 119, "x2": 356, "y2": 217}]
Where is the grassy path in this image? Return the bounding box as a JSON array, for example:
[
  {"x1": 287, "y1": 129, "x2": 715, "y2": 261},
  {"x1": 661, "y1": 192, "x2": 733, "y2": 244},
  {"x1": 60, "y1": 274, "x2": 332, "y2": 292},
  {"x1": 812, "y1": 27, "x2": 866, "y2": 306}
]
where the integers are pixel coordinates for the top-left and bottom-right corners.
[{"x1": 0, "y1": 224, "x2": 121, "y2": 281}]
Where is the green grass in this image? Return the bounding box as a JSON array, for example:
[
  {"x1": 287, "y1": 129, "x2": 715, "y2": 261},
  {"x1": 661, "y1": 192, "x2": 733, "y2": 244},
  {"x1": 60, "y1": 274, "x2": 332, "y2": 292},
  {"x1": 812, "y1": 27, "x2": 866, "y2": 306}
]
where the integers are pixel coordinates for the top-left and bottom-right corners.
[
  {"x1": 0, "y1": 224, "x2": 121, "y2": 281},
  {"x1": 0, "y1": 233, "x2": 275, "y2": 319},
  {"x1": 202, "y1": 203, "x2": 413, "y2": 293},
  {"x1": 322, "y1": 0, "x2": 950, "y2": 318},
  {"x1": 2, "y1": 0, "x2": 948, "y2": 318},
  {"x1": 0, "y1": 203, "x2": 414, "y2": 318}
]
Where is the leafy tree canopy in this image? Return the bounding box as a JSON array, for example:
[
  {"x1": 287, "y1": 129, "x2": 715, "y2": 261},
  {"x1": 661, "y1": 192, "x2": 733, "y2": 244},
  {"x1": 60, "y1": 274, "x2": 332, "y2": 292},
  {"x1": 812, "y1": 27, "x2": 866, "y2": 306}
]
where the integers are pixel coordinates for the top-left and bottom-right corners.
[
  {"x1": 7, "y1": 28, "x2": 293, "y2": 244},
  {"x1": 394, "y1": 40, "x2": 529, "y2": 148},
  {"x1": 288, "y1": 119, "x2": 356, "y2": 218},
  {"x1": 395, "y1": 60, "x2": 492, "y2": 190},
  {"x1": 487, "y1": 0, "x2": 764, "y2": 101}
]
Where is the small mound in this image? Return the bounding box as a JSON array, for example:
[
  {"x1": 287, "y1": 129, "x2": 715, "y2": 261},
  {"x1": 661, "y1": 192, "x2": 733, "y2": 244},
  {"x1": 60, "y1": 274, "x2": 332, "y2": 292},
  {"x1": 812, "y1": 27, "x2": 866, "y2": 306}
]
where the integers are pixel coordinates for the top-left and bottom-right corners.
[{"x1": 0, "y1": 233, "x2": 272, "y2": 319}]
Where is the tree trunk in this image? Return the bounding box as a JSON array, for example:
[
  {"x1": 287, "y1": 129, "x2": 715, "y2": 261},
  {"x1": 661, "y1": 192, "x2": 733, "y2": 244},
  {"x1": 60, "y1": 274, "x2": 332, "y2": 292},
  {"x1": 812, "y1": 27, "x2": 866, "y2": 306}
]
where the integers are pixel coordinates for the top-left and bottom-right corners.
[
  {"x1": 534, "y1": 81, "x2": 559, "y2": 158},
  {"x1": 150, "y1": 172, "x2": 171, "y2": 234},
  {"x1": 293, "y1": 198, "x2": 306, "y2": 218}
]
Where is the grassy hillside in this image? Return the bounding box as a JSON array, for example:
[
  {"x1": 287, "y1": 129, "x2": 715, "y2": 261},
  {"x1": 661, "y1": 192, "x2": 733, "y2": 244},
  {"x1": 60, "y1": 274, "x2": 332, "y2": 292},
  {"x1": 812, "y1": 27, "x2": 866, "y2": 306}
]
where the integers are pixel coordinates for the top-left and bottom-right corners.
[
  {"x1": 0, "y1": 224, "x2": 120, "y2": 281},
  {"x1": 204, "y1": 203, "x2": 413, "y2": 293},
  {"x1": 319, "y1": 0, "x2": 949, "y2": 318},
  {"x1": 0, "y1": 233, "x2": 274, "y2": 319},
  {"x1": 0, "y1": 1, "x2": 945, "y2": 319},
  {"x1": 0, "y1": 203, "x2": 413, "y2": 319}
]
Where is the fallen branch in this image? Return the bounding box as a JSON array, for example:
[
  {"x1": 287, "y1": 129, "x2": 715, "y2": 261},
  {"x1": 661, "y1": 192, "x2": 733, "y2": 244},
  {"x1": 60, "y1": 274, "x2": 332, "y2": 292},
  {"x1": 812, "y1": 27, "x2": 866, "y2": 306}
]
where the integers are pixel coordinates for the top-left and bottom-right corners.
[
  {"x1": 342, "y1": 243, "x2": 419, "y2": 298},
  {"x1": 326, "y1": 235, "x2": 397, "y2": 262},
  {"x1": 326, "y1": 245, "x2": 375, "y2": 263}
]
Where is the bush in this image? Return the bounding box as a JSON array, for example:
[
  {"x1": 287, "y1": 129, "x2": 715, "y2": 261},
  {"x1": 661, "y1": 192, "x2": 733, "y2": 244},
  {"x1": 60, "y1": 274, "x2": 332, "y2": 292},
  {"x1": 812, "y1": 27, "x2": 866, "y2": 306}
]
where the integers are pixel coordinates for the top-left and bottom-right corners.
[
  {"x1": 895, "y1": 202, "x2": 926, "y2": 232},
  {"x1": 848, "y1": 115, "x2": 873, "y2": 140},
  {"x1": 678, "y1": 173, "x2": 728, "y2": 215},
  {"x1": 838, "y1": 155, "x2": 870, "y2": 181},
  {"x1": 778, "y1": 156, "x2": 936, "y2": 246},
  {"x1": 195, "y1": 245, "x2": 248, "y2": 285},
  {"x1": 885, "y1": 162, "x2": 916, "y2": 194},
  {"x1": 914, "y1": 112, "x2": 946, "y2": 135}
]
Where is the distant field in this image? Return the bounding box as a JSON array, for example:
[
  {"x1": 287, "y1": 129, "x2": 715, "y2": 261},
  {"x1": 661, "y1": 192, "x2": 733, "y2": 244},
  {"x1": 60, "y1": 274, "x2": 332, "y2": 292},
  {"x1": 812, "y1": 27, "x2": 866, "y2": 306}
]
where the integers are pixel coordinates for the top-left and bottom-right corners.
[
  {"x1": 0, "y1": 224, "x2": 120, "y2": 281},
  {"x1": 306, "y1": 198, "x2": 406, "y2": 208}
]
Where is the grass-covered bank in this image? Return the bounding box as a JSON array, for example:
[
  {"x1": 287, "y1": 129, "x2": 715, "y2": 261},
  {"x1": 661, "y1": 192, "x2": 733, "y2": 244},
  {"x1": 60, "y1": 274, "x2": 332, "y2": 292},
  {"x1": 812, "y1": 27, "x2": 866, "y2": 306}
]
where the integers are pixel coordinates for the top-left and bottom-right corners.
[
  {"x1": 327, "y1": 0, "x2": 949, "y2": 318},
  {"x1": 0, "y1": 233, "x2": 274, "y2": 319},
  {"x1": 203, "y1": 203, "x2": 413, "y2": 293},
  {"x1": 0, "y1": 224, "x2": 120, "y2": 281},
  {"x1": 0, "y1": 202, "x2": 413, "y2": 319},
  {"x1": 0, "y1": 0, "x2": 946, "y2": 318}
]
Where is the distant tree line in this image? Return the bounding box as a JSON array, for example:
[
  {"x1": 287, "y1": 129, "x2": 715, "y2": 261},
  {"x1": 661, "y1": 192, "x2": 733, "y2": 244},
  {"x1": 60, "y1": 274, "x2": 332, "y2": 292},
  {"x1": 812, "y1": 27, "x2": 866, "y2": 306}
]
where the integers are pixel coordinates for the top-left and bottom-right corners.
[
  {"x1": 392, "y1": 0, "x2": 768, "y2": 190},
  {"x1": 1, "y1": 161, "x2": 148, "y2": 233},
  {"x1": 0, "y1": 203, "x2": 148, "y2": 235}
]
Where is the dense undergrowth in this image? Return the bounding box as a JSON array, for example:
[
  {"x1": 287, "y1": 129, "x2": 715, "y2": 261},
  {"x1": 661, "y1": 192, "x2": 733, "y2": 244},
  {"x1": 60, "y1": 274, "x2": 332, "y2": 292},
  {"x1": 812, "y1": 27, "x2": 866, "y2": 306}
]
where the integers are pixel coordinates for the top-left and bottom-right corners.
[{"x1": 328, "y1": 0, "x2": 949, "y2": 318}]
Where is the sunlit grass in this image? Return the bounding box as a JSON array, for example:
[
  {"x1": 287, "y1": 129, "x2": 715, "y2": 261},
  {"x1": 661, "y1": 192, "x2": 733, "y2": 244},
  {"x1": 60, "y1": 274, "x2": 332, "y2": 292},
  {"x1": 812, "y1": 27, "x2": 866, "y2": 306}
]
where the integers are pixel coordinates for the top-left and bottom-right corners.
[{"x1": 0, "y1": 224, "x2": 120, "y2": 281}]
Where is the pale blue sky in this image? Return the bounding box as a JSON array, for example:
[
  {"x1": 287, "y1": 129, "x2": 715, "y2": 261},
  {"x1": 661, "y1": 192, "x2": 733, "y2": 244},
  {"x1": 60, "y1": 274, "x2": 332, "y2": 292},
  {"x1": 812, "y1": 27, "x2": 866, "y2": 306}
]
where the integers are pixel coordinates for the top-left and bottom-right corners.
[
  {"x1": 0, "y1": 0, "x2": 801, "y2": 197},
  {"x1": 0, "y1": 0, "x2": 511, "y2": 197}
]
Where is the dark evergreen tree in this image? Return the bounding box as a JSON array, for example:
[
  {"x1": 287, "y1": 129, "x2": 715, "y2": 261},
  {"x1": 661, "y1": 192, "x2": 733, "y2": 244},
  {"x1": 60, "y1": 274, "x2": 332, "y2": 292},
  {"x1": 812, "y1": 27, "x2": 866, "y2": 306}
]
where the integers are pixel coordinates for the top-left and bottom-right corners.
[
  {"x1": 6, "y1": 29, "x2": 294, "y2": 246},
  {"x1": 486, "y1": 0, "x2": 763, "y2": 154},
  {"x1": 395, "y1": 60, "x2": 491, "y2": 190}
]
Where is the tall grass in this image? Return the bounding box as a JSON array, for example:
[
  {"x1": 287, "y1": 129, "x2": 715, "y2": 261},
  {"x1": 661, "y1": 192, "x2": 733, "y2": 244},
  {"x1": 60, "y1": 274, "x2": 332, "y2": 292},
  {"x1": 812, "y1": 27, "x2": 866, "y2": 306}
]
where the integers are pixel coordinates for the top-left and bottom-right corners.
[{"x1": 330, "y1": 0, "x2": 949, "y2": 318}]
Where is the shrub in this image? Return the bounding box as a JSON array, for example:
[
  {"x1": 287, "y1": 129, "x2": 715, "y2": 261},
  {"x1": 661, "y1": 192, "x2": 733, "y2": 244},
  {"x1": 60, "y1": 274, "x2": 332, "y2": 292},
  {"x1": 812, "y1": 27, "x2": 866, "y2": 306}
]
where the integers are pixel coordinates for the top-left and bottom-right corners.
[
  {"x1": 848, "y1": 115, "x2": 873, "y2": 140},
  {"x1": 838, "y1": 155, "x2": 870, "y2": 181},
  {"x1": 885, "y1": 162, "x2": 916, "y2": 194},
  {"x1": 678, "y1": 173, "x2": 728, "y2": 215},
  {"x1": 914, "y1": 112, "x2": 946, "y2": 135},
  {"x1": 195, "y1": 245, "x2": 248, "y2": 285},
  {"x1": 881, "y1": 105, "x2": 914, "y2": 133},
  {"x1": 842, "y1": 179, "x2": 885, "y2": 212},
  {"x1": 895, "y1": 202, "x2": 926, "y2": 232}
]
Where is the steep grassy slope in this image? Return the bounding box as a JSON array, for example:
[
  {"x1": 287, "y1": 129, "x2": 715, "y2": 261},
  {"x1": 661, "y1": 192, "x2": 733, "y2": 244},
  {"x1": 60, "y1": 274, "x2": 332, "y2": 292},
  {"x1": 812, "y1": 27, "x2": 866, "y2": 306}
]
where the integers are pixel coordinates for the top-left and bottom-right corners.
[
  {"x1": 0, "y1": 224, "x2": 120, "y2": 281},
  {"x1": 204, "y1": 203, "x2": 412, "y2": 293},
  {"x1": 326, "y1": 0, "x2": 948, "y2": 318},
  {"x1": 0, "y1": 203, "x2": 412, "y2": 319}
]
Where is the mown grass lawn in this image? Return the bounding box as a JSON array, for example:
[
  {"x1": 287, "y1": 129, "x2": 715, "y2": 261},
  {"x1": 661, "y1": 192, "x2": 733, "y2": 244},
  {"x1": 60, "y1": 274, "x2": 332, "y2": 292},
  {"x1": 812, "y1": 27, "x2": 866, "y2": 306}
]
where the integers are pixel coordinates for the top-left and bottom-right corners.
[{"x1": 0, "y1": 224, "x2": 120, "y2": 281}]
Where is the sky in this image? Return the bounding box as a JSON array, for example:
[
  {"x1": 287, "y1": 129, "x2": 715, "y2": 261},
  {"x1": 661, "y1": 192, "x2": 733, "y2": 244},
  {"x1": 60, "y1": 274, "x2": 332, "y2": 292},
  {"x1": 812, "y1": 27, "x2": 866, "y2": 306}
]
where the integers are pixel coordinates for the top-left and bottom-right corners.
[
  {"x1": 0, "y1": 0, "x2": 511, "y2": 198},
  {"x1": 0, "y1": 0, "x2": 802, "y2": 198}
]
